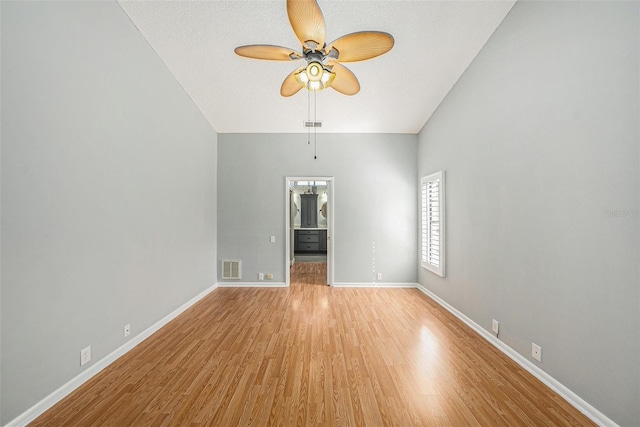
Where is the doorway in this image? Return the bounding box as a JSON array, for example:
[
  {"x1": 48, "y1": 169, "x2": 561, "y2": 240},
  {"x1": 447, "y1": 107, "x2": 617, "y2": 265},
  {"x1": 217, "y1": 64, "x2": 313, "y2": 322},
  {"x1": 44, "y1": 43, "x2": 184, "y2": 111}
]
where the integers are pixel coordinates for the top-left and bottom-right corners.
[{"x1": 285, "y1": 177, "x2": 334, "y2": 286}]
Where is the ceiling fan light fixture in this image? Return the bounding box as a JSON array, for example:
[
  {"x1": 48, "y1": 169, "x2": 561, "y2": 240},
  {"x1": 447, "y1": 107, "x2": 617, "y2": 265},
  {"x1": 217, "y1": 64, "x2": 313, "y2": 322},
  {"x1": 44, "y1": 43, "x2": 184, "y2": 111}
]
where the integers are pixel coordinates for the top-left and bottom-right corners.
[
  {"x1": 309, "y1": 81, "x2": 322, "y2": 91},
  {"x1": 296, "y1": 69, "x2": 309, "y2": 85},
  {"x1": 320, "y1": 70, "x2": 335, "y2": 85},
  {"x1": 294, "y1": 62, "x2": 335, "y2": 91},
  {"x1": 307, "y1": 62, "x2": 323, "y2": 82}
]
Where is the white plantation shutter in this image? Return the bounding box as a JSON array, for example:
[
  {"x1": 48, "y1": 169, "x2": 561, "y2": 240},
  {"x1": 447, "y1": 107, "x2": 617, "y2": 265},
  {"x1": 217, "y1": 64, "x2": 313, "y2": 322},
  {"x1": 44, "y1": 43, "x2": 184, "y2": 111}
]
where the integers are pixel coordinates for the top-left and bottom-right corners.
[{"x1": 421, "y1": 171, "x2": 445, "y2": 277}]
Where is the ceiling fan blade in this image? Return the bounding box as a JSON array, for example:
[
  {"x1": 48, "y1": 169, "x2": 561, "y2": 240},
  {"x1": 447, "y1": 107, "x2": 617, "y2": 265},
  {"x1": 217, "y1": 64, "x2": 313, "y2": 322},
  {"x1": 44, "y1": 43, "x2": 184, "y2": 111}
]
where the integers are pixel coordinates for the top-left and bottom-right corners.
[
  {"x1": 235, "y1": 45, "x2": 302, "y2": 61},
  {"x1": 326, "y1": 31, "x2": 394, "y2": 62},
  {"x1": 328, "y1": 62, "x2": 360, "y2": 96},
  {"x1": 281, "y1": 68, "x2": 305, "y2": 97},
  {"x1": 287, "y1": 0, "x2": 326, "y2": 50}
]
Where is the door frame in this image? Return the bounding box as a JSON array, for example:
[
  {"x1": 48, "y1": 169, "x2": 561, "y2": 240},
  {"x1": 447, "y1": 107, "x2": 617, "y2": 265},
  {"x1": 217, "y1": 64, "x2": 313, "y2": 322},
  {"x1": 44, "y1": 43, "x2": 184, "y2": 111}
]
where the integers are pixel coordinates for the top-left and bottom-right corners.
[{"x1": 285, "y1": 176, "x2": 334, "y2": 286}]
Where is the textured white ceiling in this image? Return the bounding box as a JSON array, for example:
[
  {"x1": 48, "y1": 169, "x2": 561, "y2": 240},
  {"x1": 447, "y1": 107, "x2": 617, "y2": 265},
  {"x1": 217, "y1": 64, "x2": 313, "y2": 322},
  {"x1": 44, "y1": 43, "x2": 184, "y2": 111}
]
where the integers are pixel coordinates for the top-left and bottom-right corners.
[{"x1": 118, "y1": 0, "x2": 515, "y2": 134}]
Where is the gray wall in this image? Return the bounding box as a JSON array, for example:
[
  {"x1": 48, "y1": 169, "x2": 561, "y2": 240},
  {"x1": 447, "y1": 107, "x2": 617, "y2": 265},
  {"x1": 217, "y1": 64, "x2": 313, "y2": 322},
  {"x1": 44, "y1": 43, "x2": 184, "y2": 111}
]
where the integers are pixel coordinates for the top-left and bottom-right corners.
[
  {"x1": 417, "y1": 1, "x2": 639, "y2": 425},
  {"x1": 218, "y1": 133, "x2": 417, "y2": 285},
  {"x1": 0, "y1": 1, "x2": 3, "y2": 421},
  {"x1": 1, "y1": 2, "x2": 218, "y2": 423}
]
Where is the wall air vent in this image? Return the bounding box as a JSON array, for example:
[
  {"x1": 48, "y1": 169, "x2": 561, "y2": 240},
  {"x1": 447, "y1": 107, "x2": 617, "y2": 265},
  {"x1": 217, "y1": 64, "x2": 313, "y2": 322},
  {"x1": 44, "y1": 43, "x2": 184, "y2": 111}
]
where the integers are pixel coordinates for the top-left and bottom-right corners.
[{"x1": 221, "y1": 260, "x2": 242, "y2": 279}]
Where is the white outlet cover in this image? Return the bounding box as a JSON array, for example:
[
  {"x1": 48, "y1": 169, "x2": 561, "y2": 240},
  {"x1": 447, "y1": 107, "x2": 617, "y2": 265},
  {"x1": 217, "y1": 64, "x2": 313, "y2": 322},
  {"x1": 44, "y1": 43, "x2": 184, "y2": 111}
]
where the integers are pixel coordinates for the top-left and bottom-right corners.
[
  {"x1": 124, "y1": 324, "x2": 131, "y2": 337},
  {"x1": 532, "y1": 343, "x2": 542, "y2": 362},
  {"x1": 258, "y1": 273, "x2": 264, "y2": 280},
  {"x1": 377, "y1": 273, "x2": 382, "y2": 280},
  {"x1": 80, "y1": 346, "x2": 91, "y2": 366},
  {"x1": 492, "y1": 319, "x2": 499, "y2": 334}
]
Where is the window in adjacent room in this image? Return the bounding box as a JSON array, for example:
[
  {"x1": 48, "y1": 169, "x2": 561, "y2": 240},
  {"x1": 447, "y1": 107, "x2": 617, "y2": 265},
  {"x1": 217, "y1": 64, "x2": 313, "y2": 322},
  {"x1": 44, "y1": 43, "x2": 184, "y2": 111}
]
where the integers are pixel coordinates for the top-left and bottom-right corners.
[{"x1": 421, "y1": 171, "x2": 445, "y2": 277}]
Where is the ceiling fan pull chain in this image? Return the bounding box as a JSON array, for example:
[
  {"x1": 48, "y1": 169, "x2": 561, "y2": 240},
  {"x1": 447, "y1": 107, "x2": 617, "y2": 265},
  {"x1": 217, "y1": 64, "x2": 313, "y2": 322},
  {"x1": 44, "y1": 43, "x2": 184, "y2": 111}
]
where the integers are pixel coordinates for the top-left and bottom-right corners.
[
  {"x1": 307, "y1": 89, "x2": 311, "y2": 145},
  {"x1": 314, "y1": 90, "x2": 318, "y2": 160}
]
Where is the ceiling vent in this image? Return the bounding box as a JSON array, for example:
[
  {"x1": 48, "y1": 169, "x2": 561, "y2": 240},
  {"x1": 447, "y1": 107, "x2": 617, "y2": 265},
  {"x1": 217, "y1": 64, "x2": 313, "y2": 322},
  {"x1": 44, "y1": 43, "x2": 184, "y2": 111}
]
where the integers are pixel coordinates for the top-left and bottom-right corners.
[{"x1": 221, "y1": 260, "x2": 242, "y2": 279}]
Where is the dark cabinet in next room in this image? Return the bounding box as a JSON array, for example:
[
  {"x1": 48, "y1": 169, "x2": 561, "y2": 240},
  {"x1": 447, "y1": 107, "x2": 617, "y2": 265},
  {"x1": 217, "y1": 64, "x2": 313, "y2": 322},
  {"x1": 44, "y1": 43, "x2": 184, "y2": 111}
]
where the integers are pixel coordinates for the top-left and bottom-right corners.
[
  {"x1": 299, "y1": 194, "x2": 317, "y2": 228},
  {"x1": 294, "y1": 229, "x2": 327, "y2": 253}
]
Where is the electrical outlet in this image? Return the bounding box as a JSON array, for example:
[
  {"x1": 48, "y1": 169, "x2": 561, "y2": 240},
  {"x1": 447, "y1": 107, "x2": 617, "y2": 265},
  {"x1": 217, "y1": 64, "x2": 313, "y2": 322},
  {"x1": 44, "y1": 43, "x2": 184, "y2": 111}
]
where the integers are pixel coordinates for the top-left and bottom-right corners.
[
  {"x1": 492, "y1": 319, "x2": 499, "y2": 335},
  {"x1": 377, "y1": 273, "x2": 382, "y2": 281},
  {"x1": 265, "y1": 273, "x2": 273, "y2": 280},
  {"x1": 258, "y1": 273, "x2": 264, "y2": 280},
  {"x1": 270, "y1": 236, "x2": 275, "y2": 243},
  {"x1": 124, "y1": 324, "x2": 131, "y2": 338},
  {"x1": 80, "y1": 346, "x2": 91, "y2": 366},
  {"x1": 532, "y1": 343, "x2": 542, "y2": 362}
]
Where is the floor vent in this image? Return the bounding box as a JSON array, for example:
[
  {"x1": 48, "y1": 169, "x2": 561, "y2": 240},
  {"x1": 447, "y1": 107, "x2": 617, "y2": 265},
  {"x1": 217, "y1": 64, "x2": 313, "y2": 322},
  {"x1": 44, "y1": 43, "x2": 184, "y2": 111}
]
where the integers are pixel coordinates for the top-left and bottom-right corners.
[{"x1": 221, "y1": 260, "x2": 241, "y2": 279}]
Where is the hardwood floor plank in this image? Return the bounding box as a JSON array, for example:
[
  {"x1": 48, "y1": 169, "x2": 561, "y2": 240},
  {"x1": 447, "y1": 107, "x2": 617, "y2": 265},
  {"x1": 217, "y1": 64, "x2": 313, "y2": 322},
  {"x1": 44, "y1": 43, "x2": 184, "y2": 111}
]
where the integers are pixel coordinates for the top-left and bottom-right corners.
[{"x1": 30, "y1": 263, "x2": 595, "y2": 426}]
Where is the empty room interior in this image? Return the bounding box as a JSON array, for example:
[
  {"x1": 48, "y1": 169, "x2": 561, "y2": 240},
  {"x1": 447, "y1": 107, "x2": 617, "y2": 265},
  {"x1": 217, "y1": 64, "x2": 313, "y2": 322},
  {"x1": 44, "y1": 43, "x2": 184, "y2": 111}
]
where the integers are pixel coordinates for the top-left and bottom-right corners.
[{"x1": 1, "y1": 0, "x2": 639, "y2": 426}]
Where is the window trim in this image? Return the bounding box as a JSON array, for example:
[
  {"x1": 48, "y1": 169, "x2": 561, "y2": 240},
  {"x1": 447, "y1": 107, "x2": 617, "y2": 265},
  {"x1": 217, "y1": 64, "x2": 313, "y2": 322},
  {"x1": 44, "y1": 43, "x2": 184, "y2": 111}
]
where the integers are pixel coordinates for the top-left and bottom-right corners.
[{"x1": 421, "y1": 171, "x2": 446, "y2": 277}]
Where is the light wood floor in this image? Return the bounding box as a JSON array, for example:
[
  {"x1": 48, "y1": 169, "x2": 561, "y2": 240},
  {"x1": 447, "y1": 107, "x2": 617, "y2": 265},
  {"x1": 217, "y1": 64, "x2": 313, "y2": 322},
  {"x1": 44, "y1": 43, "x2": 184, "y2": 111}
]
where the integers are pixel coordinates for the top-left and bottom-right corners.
[{"x1": 32, "y1": 263, "x2": 594, "y2": 426}]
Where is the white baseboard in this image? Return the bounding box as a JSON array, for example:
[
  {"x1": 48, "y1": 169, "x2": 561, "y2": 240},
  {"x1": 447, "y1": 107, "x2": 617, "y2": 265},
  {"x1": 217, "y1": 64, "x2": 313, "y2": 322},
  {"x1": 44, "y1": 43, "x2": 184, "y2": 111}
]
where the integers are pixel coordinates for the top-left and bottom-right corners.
[
  {"x1": 6, "y1": 283, "x2": 220, "y2": 427},
  {"x1": 332, "y1": 282, "x2": 418, "y2": 288},
  {"x1": 415, "y1": 283, "x2": 617, "y2": 427},
  {"x1": 218, "y1": 281, "x2": 287, "y2": 287}
]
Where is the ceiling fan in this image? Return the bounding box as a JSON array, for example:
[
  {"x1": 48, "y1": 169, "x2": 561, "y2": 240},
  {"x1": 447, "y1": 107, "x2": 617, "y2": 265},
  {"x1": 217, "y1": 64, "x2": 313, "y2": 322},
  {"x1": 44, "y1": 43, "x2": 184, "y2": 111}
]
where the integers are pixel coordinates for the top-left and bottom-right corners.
[{"x1": 234, "y1": 0, "x2": 394, "y2": 97}]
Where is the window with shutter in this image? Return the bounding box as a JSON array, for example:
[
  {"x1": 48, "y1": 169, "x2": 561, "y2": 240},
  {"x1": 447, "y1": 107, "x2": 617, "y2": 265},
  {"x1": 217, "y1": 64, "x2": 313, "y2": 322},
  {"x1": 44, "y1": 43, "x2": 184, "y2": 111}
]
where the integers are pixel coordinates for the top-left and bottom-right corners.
[{"x1": 421, "y1": 171, "x2": 445, "y2": 277}]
